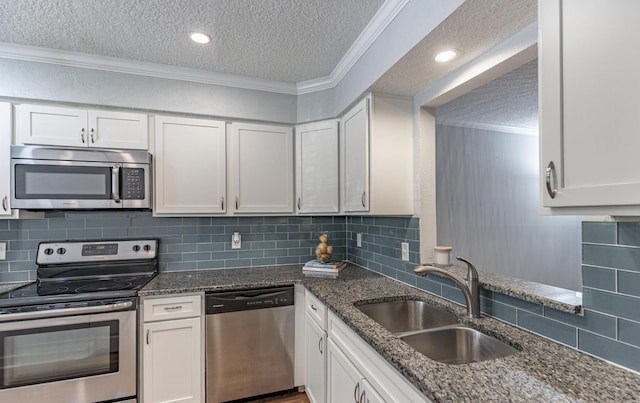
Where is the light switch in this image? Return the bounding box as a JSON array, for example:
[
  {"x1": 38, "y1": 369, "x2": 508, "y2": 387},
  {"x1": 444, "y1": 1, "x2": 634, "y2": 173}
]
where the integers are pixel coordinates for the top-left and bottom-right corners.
[
  {"x1": 357, "y1": 233, "x2": 362, "y2": 247},
  {"x1": 0, "y1": 242, "x2": 6, "y2": 260}
]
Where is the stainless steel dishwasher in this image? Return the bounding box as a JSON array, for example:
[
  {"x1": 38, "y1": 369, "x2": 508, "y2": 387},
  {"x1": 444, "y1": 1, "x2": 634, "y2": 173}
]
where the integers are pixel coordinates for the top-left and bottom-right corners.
[{"x1": 205, "y1": 286, "x2": 295, "y2": 403}]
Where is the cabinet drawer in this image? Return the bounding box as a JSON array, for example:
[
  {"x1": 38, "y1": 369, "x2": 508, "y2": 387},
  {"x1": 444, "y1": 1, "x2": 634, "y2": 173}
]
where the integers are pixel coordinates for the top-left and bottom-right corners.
[
  {"x1": 306, "y1": 292, "x2": 327, "y2": 329},
  {"x1": 143, "y1": 294, "x2": 202, "y2": 322}
]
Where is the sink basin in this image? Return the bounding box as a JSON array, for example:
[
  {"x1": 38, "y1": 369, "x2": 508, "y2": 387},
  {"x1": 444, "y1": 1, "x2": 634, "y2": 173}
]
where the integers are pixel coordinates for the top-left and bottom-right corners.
[
  {"x1": 400, "y1": 326, "x2": 519, "y2": 364},
  {"x1": 356, "y1": 300, "x2": 458, "y2": 335}
]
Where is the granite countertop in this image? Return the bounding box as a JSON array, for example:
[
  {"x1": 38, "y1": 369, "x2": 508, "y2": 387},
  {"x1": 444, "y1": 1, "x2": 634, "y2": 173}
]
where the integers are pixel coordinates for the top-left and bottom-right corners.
[
  {"x1": 418, "y1": 263, "x2": 583, "y2": 313},
  {"x1": 140, "y1": 264, "x2": 640, "y2": 402}
]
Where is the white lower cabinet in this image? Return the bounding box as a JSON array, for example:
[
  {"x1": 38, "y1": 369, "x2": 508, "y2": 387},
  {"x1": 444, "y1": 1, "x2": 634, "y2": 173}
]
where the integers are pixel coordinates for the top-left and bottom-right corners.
[
  {"x1": 327, "y1": 338, "x2": 384, "y2": 403},
  {"x1": 305, "y1": 291, "x2": 328, "y2": 403},
  {"x1": 141, "y1": 294, "x2": 204, "y2": 403},
  {"x1": 326, "y1": 310, "x2": 430, "y2": 403}
]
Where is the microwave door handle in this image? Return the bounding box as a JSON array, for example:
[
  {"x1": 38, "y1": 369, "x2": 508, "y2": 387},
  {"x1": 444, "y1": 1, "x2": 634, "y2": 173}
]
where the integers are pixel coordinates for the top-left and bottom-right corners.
[{"x1": 112, "y1": 165, "x2": 121, "y2": 203}]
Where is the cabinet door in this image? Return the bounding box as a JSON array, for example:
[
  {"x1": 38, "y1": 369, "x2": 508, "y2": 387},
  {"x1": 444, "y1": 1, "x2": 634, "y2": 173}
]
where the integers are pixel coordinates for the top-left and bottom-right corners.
[
  {"x1": 295, "y1": 120, "x2": 339, "y2": 214},
  {"x1": 142, "y1": 317, "x2": 202, "y2": 403},
  {"x1": 361, "y1": 379, "x2": 385, "y2": 403},
  {"x1": 341, "y1": 97, "x2": 369, "y2": 213},
  {"x1": 540, "y1": 0, "x2": 640, "y2": 209},
  {"x1": 230, "y1": 122, "x2": 294, "y2": 214},
  {"x1": 326, "y1": 339, "x2": 364, "y2": 403},
  {"x1": 154, "y1": 116, "x2": 226, "y2": 215},
  {"x1": 0, "y1": 103, "x2": 10, "y2": 216},
  {"x1": 88, "y1": 110, "x2": 148, "y2": 150},
  {"x1": 16, "y1": 104, "x2": 87, "y2": 147},
  {"x1": 305, "y1": 315, "x2": 326, "y2": 403}
]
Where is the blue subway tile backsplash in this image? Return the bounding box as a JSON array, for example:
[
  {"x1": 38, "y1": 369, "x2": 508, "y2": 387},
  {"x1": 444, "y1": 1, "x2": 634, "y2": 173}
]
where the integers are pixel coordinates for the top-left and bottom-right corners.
[
  {"x1": 517, "y1": 311, "x2": 577, "y2": 348},
  {"x1": 2, "y1": 213, "x2": 640, "y2": 372},
  {"x1": 582, "y1": 265, "x2": 617, "y2": 292},
  {"x1": 0, "y1": 211, "x2": 346, "y2": 282},
  {"x1": 582, "y1": 222, "x2": 617, "y2": 244}
]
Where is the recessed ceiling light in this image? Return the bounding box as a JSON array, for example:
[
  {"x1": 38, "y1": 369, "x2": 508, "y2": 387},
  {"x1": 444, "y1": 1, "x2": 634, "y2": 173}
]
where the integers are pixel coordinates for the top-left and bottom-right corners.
[
  {"x1": 190, "y1": 32, "x2": 212, "y2": 44},
  {"x1": 434, "y1": 50, "x2": 458, "y2": 63}
]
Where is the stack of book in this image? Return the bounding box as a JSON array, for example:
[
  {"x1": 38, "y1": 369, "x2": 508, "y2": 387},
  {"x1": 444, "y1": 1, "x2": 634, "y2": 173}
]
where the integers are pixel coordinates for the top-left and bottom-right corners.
[{"x1": 302, "y1": 260, "x2": 347, "y2": 278}]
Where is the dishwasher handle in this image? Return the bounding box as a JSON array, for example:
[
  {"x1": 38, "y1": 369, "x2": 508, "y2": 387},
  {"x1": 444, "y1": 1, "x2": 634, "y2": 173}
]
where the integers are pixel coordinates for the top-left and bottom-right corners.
[{"x1": 205, "y1": 286, "x2": 294, "y2": 314}]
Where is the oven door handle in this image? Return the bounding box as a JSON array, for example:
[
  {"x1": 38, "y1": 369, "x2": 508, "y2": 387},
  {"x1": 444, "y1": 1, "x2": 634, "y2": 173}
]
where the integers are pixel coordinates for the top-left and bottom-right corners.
[{"x1": 0, "y1": 300, "x2": 133, "y2": 322}]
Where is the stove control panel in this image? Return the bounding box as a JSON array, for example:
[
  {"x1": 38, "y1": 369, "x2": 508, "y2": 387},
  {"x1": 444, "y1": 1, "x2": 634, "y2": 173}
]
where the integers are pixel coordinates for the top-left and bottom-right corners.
[{"x1": 37, "y1": 239, "x2": 158, "y2": 265}]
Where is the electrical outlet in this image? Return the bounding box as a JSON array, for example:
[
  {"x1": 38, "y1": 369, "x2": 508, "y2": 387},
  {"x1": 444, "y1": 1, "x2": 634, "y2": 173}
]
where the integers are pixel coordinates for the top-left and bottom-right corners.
[
  {"x1": 231, "y1": 232, "x2": 242, "y2": 249},
  {"x1": 401, "y1": 242, "x2": 409, "y2": 261},
  {"x1": 0, "y1": 242, "x2": 5, "y2": 260},
  {"x1": 357, "y1": 233, "x2": 362, "y2": 247}
]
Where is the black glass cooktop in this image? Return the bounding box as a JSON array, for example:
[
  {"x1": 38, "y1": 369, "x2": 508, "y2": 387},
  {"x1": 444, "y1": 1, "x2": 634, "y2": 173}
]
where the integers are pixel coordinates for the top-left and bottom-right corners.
[
  {"x1": 0, "y1": 239, "x2": 159, "y2": 310},
  {"x1": 0, "y1": 274, "x2": 156, "y2": 308}
]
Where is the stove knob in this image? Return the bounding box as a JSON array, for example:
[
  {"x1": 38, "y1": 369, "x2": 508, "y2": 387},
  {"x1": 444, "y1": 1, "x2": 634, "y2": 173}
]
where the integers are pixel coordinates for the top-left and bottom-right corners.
[
  {"x1": 132, "y1": 245, "x2": 141, "y2": 252},
  {"x1": 143, "y1": 244, "x2": 152, "y2": 252},
  {"x1": 56, "y1": 247, "x2": 66, "y2": 255},
  {"x1": 44, "y1": 248, "x2": 54, "y2": 255}
]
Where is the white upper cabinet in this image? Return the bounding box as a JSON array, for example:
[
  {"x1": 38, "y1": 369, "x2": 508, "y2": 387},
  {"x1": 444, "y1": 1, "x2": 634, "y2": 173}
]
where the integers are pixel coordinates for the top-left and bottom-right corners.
[
  {"x1": 153, "y1": 116, "x2": 226, "y2": 215},
  {"x1": 340, "y1": 94, "x2": 414, "y2": 215},
  {"x1": 539, "y1": 0, "x2": 640, "y2": 214},
  {"x1": 295, "y1": 120, "x2": 339, "y2": 214},
  {"x1": 341, "y1": 98, "x2": 369, "y2": 213},
  {"x1": 230, "y1": 122, "x2": 294, "y2": 214},
  {"x1": 16, "y1": 104, "x2": 148, "y2": 150},
  {"x1": 0, "y1": 103, "x2": 11, "y2": 216}
]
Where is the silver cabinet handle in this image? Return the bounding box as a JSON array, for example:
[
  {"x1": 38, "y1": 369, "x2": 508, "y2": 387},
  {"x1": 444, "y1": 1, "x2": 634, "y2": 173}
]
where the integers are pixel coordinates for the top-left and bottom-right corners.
[
  {"x1": 361, "y1": 191, "x2": 366, "y2": 207},
  {"x1": 235, "y1": 197, "x2": 239, "y2": 209},
  {"x1": 90, "y1": 128, "x2": 95, "y2": 143},
  {"x1": 297, "y1": 197, "x2": 301, "y2": 210},
  {"x1": 112, "y1": 164, "x2": 121, "y2": 203},
  {"x1": 353, "y1": 382, "x2": 360, "y2": 403},
  {"x1": 310, "y1": 304, "x2": 317, "y2": 311},
  {"x1": 221, "y1": 197, "x2": 225, "y2": 211},
  {"x1": 545, "y1": 161, "x2": 557, "y2": 199},
  {"x1": 146, "y1": 329, "x2": 150, "y2": 344},
  {"x1": 318, "y1": 336, "x2": 323, "y2": 354},
  {"x1": 81, "y1": 128, "x2": 86, "y2": 143},
  {"x1": 163, "y1": 305, "x2": 183, "y2": 311},
  {"x1": 360, "y1": 390, "x2": 366, "y2": 403},
  {"x1": 2, "y1": 195, "x2": 7, "y2": 212}
]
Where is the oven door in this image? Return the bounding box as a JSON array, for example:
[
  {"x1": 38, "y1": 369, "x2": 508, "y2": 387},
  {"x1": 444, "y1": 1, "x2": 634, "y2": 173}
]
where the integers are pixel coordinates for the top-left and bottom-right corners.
[{"x1": 0, "y1": 300, "x2": 136, "y2": 403}]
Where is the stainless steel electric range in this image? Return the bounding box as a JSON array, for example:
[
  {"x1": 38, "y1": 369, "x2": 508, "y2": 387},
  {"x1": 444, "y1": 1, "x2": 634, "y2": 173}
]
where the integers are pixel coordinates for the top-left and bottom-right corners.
[{"x1": 0, "y1": 238, "x2": 159, "y2": 403}]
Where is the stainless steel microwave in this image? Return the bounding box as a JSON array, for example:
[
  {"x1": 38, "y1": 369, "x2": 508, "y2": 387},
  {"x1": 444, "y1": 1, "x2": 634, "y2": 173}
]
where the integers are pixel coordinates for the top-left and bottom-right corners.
[{"x1": 10, "y1": 145, "x2": 151, "y2": 210}]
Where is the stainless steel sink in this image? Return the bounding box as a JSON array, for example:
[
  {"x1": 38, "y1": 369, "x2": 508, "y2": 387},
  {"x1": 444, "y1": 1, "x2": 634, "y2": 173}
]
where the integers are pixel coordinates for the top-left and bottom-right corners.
[
  {"x1": 400, "y1": 326, "x2": 519, "y2": 364},
  {"x1": 356, "y1": 300, "x2": 459, "y2": 335}
]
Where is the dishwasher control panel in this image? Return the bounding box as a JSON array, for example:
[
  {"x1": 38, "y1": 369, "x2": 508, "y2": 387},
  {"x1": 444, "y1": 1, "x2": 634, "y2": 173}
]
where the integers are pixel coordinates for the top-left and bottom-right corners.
[{"x1": 205, "y1": 286, "x2": 294, "y2": 314}]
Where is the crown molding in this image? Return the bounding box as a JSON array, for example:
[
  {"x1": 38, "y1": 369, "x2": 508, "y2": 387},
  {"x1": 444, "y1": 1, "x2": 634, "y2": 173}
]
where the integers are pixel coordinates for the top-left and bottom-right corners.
[
  {"x1": 297, "y1": 0, "x2": 409, "y2": 94},
  {"x1": 0, "y1": 0, "x2": 408, "y2": 97},
  {"x1": 0, "y1": 42, "x2": 299, "y2": 95}
]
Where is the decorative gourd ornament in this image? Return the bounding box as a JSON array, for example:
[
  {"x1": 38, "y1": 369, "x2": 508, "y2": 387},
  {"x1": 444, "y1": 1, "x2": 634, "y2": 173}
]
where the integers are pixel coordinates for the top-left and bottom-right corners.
[{"x1": 315, "y1": 233, "x2": 333, "y2": 263}]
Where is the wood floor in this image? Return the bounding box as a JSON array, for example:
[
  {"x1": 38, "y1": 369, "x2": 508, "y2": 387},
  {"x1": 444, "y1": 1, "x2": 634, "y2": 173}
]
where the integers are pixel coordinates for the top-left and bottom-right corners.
[{"x1": 245, "y1": 391, "x2": 310, "y2": 403}]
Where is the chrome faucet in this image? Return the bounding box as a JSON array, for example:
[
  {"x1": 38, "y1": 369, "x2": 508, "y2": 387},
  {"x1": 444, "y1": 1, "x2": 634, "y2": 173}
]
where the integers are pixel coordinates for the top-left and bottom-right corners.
[{"x1": 414, "y1": 256, "x2": 481, "y2": 318}]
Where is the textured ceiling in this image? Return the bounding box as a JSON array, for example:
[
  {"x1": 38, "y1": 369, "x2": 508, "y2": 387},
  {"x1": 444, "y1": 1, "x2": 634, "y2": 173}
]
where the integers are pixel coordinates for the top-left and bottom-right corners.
[
  {"x1": 372, "y1": 0, "x2": 537, "y2": 96},
  {"x1": 0, "y1": 0, "x2": 384, "y2": 83},
  {"x1": 435, "y1": 59, "x2": 538, "y2": 130}
]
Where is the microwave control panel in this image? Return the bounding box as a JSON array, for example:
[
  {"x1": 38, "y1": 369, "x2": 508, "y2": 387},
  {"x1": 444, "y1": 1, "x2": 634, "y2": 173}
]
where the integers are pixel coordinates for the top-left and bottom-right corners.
[{"x1": 122, "y1": 168, "x2": 145, "y2": 199}]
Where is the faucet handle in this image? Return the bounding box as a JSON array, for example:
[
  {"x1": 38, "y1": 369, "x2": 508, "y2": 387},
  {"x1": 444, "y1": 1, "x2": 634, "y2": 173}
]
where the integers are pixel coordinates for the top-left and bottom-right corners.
[{"x1": 456, "y1": 256, "x2": 479, "y2": 281}]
